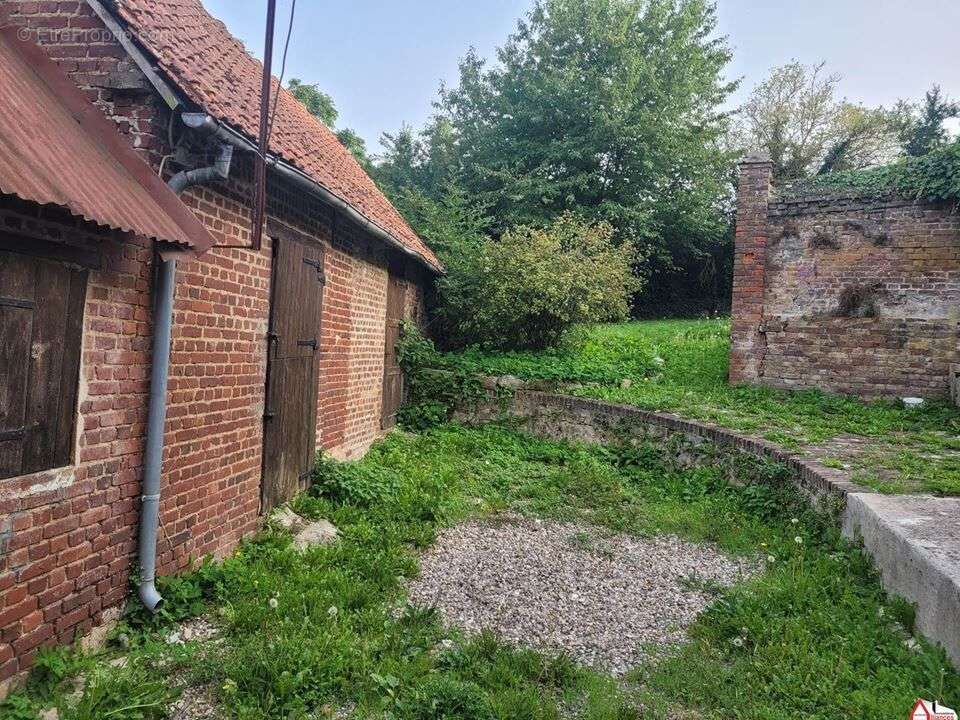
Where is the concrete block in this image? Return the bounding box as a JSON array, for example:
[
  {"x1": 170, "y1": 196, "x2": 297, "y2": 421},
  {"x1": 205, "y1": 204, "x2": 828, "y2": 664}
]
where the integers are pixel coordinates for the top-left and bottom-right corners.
[{"x1": 843, "y1": 493, "x2": 960, "y2": 668}]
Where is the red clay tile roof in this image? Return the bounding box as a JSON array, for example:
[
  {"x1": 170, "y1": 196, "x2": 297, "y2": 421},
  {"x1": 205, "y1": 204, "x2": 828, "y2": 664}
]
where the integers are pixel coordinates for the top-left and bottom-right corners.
[
  {"x1": 0, "y1": 28, "x2": 215, "y2": 252},
  {"x1": 113, "y1": 0, "x2": 440, "y2": 271}
]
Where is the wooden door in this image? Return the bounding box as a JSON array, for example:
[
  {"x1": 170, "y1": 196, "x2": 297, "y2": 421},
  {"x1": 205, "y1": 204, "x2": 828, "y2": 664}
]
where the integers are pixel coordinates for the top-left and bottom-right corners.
[
  {"x1": 0, "y1": 250, "x2": 86, "y2": 479},
  {"x1": 380, "y1": 273, "x2": 406, "y2": 429},
  {"x1": 261, "y1": 237, "x2": 324, "y2": 512}
]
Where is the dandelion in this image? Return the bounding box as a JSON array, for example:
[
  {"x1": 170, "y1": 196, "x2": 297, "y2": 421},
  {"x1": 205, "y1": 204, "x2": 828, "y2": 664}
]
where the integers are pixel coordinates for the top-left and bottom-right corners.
[
  {"x1": 766, "y1": 555, "x2": 776, "y2": 563},
  {"x1": 328, "y1": 605, "x2": 338, "y2": 617},
  {"x1": 653, "y1": 356, "x2": 665, "y2": 366},
  {"x1": 732, "y1": 637, "x2": 744, "y2": 647},
  {"x1": 794, "y1": 536, "x2": 803, "y2": 544},
  {"x1": 268, "y1": 596, "x2": 279, "y2": 610},
  {"x1": 791, "y1": 518, "x2": 799, "y2": 525}
]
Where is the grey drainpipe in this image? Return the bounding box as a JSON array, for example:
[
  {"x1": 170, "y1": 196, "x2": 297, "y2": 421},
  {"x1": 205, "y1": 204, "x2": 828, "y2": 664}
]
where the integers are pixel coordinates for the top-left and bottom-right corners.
[{"x1": 138, "y1": 143, "x2": 233, "y2": 612}]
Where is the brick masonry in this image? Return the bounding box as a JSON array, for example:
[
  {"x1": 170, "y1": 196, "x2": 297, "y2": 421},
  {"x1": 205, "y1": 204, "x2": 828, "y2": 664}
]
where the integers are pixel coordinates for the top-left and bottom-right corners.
[
  {"x1": 730, "y1": 156, "x2": 960, "y2": 399},
  {"x1": 0, "y1": 2, "x2": 429, "y2": 688}
]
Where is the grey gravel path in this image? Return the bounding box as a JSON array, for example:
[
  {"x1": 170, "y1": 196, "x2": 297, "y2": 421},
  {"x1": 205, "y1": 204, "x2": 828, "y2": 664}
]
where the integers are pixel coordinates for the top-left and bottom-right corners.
[{"x1": 408, "y1": 513, "x2": 755, "y2": 674}]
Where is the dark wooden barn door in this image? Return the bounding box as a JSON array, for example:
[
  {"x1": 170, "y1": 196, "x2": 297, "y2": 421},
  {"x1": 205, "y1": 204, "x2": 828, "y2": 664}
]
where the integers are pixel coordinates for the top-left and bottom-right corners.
[
  {"x1": 0, "y1": 250, "x2": 86, "y2": 479},
  {"x1": 261, "y1": 237, "x2": 324, "y2": 513},
  {"x1": 380, "y1": 273, "x2": 406, "y2": 429}
]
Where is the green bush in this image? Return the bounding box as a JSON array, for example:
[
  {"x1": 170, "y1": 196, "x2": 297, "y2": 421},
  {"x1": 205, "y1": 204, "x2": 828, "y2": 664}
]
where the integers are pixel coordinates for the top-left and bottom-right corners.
[
  {"x1": 436, "y1": 213, "x2": 640, "y2": 351},
  {"x1": 396, "y1": 324, "x2": 485, "y2": 430},
  {"x1": 312, "y1": 453, "x2": 403, "y2": 506}
]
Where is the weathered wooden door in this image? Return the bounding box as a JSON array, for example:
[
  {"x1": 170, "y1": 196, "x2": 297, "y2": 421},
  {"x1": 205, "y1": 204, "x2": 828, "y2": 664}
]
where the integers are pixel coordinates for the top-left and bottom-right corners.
[
  {"x1": 380, "y1": 273, "x2": 406, "y2": 429},
  {"x1": 0, "y1": 250, "x2": 86, "y2": 479},
  {"x1": 261, "y1": 237, "x2": 324, "y2": 512}
]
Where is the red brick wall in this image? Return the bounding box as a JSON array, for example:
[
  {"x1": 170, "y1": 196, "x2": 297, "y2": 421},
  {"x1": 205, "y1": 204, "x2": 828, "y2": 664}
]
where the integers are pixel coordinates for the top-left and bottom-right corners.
[
  {"x1": 0, "y1": 2, "x2": 434, "y2": 690},
  {"x1": 729, "y1": 155, "x2": 774, "y2": 384},
  {"x1": 730, "y1": 157, "x2": 960, "y2": 398}
]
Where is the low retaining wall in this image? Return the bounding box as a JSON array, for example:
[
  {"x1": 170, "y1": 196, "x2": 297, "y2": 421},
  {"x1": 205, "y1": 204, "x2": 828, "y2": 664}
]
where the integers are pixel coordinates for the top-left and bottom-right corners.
[
  {"x1": 456, "y1": 382, "x2": 960, "y2": 668},
  {"x1": 459, "y1": 387, "x2": 868, "y2": 499}
]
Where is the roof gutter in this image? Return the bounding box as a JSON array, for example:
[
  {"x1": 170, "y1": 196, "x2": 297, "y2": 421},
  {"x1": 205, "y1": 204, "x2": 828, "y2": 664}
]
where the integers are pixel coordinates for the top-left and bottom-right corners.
[{"x1": 180, "y1": 113, "x2": 440, "y2": 272}]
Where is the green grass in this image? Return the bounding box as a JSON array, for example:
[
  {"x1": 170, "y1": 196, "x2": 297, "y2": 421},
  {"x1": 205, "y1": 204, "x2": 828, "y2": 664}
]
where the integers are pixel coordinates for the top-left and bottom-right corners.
[
  {"x1": 4, "y1": 425, "x2": 958, "y2": 719},
  {"x1": 439, "y1": 319, "x2": 960, "y2": 494}
]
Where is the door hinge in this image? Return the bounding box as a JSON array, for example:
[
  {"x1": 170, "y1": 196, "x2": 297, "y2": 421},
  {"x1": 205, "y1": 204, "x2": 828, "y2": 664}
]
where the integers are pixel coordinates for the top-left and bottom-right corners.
[
  {"x1": 0, "y1": 427, "x2": 26, "y2": 442},
  {"x1": 297, "y1": 338, "x2": 318, "y2": 350},
  {"x1": 0, "y1": 297, "x2": 35, "y2": 310},
  {"x1": 303, "y1": 257, "x2": 325, "y2": 284}
]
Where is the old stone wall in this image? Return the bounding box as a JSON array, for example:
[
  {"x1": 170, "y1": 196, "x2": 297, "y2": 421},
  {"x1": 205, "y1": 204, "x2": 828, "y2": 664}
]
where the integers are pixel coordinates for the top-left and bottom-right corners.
[
  {"x1": 457, "y1": 382, "x2": 862, "y2": 500},
  {"x1": 730, "y1": 157, "x2": 960, "y2": 399},
  {"x1": 0, "y1": 2, "x2": 428, "y2": 687}
]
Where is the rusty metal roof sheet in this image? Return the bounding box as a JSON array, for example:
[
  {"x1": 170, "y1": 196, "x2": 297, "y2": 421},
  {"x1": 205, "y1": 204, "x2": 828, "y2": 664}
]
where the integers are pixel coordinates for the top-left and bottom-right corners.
[{"x1": 0, "y1": 28, "x2": 216, "y2": 253}]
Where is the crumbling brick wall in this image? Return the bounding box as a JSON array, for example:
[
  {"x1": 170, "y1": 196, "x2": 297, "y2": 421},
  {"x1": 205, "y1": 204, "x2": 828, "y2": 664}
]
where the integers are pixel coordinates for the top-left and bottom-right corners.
[{"x1": 730, "y1": 156, "x2": 960, "y2": 398}]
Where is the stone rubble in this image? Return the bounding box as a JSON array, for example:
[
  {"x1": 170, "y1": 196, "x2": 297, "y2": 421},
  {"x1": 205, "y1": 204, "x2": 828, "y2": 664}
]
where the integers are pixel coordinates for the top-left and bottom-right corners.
[{"x1": 407, "y1": 513, "x2": 755, "y2": 674}]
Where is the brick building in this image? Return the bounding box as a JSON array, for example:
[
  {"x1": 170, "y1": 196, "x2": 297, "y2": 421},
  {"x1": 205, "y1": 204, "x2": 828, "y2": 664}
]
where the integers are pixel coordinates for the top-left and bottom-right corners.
[
  {"x1": 0, "y1": 0, "x2": 440, "y2": 688},
  {"x1": 731, "y1": 154, "x2": 960, "y2": 399}
]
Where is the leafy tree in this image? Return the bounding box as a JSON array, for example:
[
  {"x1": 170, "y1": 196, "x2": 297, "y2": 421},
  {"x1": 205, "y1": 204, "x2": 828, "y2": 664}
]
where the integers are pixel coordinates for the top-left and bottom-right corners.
[
  {"x1": 391, "y1": 182, "x2": 490, "y2": 259},
  {"x1": 375, "y1": 125, "x2": 428, "y2": 198},
  {"x1": 287, "y1": 78, "x2": 338, "y2": 126},
  {"x1": 428, "y1": 0, "x2": 737, "y2": 313},
  {"x1": 818, "y1": 104, "x2": 904, "y2": 175},
  {"x1": 436, "y1": 214, "x2": 639, "y2": 350},
  {"x1": 287, "y1": 78, "x2": 372, "y2": 168},
  {"x1": 734, "y1": 62, "x2": 903, "y2": 183},
  {"x1": 335, "y1": 128, "x2": 373, "y2": 172},
  {"x1": 898, "y1": 85, "x2": 959, "y2": 157}
]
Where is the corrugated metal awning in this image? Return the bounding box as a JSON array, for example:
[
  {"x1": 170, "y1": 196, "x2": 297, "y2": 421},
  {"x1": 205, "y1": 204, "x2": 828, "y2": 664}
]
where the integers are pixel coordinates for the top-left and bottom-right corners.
[{"x1": 0, "y1": 28, "x2": 216, "y2": 253}]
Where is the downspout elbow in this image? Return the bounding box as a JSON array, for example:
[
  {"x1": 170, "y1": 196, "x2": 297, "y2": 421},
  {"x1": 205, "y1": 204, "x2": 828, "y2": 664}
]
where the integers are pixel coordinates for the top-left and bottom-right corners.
[{"x1": 138, "y1": 569, "x2": 163, "y2": 612}]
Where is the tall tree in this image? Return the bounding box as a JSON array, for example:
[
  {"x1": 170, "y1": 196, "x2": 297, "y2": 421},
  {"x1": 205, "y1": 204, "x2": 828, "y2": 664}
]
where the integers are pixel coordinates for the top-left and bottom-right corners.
[
  {"x1": 734, "y1": 62, "x2": 902, "y2": 182},
  {"x1": 287, "y1": 78, "x2": 372, "y2": 168},
  {"x1": 899, "y1": 85, "x2": 959, "y2": 157},
  {"x1": 287, "y1": 78, "x2": 338, "y2": 126},
  {"x1": 433, "y1": 0, "x2": 738, "y2": 300}
]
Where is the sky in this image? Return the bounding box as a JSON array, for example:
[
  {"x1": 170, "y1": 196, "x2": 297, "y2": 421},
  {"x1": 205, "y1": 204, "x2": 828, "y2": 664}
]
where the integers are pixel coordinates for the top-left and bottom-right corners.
[{"x1": 202, "y1": 0, "x2": 960, "y2": 154}]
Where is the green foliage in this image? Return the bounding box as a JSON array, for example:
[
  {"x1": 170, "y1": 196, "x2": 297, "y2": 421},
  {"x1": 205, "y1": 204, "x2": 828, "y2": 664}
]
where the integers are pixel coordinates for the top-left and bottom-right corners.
[
  {"x1": 58, "y1": 662, "x2": 173, "y2": 720},
  {"x1": 287, "y1": 78, "x2": 371, "y2": 169},
  {"x1": 439, "y1": 319, "x2": 960, "y2": 494},
  {"x1": 436, "y1": 214, "x2": 639, "y2": 350},
  {"x1": 312, "y1": 453, "x2": 403, "y2": 506},
  {"x1": 403, "y1": 676, "x2": 494, "y2": 720},
  {"x1": 334, "y1": 128, "x2": 373, "y2": 172},
  {"x1": 733, "y1": 62, "x2": 905, "y2": 183},
  {"x1": 900, "y1": 85, "x2": 960, "y2": 158},
  {"x1": 390, "y1": 182, "x2": 490, "y2": 260},
  {"x1": 7, "y1": 424, "x2": 960, "y2": 718},
  {"x1": 377, "y1": 0, "x2": 738, "y2": 318},
  {"x1": 789, "y1": 141, "x2": 960, "y2": 203},
  {"x1": 396, "y1": 323, "x2": 484, "y2": 430},
  {"x1": 287, "y1": 78, "x2": 338, "y2": 126}
]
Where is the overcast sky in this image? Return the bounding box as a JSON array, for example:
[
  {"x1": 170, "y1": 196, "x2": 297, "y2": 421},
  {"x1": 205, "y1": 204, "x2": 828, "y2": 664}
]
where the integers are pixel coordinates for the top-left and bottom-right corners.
[{"x1": 201, "y1": 0, "x2": 960, "y2": 154}]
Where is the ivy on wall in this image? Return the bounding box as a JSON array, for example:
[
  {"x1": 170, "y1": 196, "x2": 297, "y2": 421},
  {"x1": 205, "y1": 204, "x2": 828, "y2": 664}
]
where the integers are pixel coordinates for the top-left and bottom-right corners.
[{"x1": 784, "y1": 143, "x2": 960, "y2": 202}]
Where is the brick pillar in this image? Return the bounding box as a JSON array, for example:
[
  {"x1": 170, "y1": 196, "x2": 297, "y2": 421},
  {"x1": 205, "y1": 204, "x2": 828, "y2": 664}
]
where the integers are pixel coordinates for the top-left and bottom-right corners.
[{"x1": 729, "y1": 153, "x2": 773, "y2": 384}]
